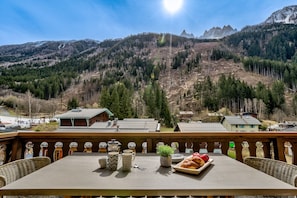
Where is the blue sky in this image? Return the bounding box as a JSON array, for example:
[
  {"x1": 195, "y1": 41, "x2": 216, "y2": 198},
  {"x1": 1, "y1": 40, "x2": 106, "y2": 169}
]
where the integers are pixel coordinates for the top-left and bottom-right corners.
[{"x1": 0, "y1": 0, "x2": 296, "y2": 46}]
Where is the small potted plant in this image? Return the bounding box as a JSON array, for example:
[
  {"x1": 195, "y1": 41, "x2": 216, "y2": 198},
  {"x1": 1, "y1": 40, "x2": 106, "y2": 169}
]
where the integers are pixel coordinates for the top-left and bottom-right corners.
[{"x1": 157, "y1": 144, "x2": 174, "y2": 167}]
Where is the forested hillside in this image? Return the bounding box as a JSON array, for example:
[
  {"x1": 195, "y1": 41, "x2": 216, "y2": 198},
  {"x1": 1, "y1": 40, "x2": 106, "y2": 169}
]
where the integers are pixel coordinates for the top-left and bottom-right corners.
[
  {"x1": 0, "y1": 23, "x2": 297, "y2": 125},
  {"x1": 225, "y1": 24, "x2": 297, "y2": 61}
]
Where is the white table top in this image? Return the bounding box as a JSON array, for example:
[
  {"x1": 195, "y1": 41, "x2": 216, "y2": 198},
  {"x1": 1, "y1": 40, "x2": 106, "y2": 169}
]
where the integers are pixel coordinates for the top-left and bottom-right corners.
[{"x1": 1, "y1": 153, "x2": 297, "y2": 196}]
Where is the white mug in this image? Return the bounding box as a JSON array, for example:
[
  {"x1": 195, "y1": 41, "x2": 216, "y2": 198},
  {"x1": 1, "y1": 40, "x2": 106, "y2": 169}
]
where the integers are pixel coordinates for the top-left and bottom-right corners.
[
  {"x1": 123, "y1": 149, "x2": 135, "y2": 161},
  {"x1": 122, "y1": 153, "x2": 132, "y2": 171},
  {"x1": 98, "y1": 157, "x2": 107, "y2": 169}
]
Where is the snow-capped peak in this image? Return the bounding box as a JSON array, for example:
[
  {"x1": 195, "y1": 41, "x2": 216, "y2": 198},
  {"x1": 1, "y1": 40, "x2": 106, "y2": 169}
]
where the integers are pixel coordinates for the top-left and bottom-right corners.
[{"x1": 264, "y1": 5, "x2": 297, "y2": 24}]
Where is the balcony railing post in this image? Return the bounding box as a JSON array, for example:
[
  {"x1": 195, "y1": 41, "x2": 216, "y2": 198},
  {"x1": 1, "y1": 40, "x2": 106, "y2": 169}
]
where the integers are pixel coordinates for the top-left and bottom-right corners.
[
  {"x1": 292, "y1": 141, "x2": 297, "y2": 165},
  {"x1": 234, "y1": 141, "x2": 241, "y2": 161},
  {"x1": 248, "y1": 140, "x2": 256, "y2": 157},
  {"x1": 146, "y1": 138, "x2": 153, "y2": 153},
  {"x1": 11, "y1": 138, "x2": 22, "y2": 161},
  {"x1": 275, "y1": 137, "x2": 285, "y2": 161},
  {"x1": 221, "y1": 141, "x2": 229, "y2": 156}
]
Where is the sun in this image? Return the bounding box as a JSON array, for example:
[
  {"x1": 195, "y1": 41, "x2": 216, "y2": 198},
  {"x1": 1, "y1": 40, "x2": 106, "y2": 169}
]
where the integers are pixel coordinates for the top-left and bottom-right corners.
[{"x1": 163, "y1": 0, "x2": 184, "y2": 15}]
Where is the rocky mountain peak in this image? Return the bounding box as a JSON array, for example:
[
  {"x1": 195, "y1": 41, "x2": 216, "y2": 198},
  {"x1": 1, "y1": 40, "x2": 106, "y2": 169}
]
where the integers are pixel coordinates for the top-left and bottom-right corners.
[
  {"x1": 180, "y1": 30, "x2": 195, "y2": 38},
  {"x1": 264, "y1": 5, "x2": 297, "y2": 24},
  {"x1": 199, "y1": 25, "x2": 237, "y2": 39}
]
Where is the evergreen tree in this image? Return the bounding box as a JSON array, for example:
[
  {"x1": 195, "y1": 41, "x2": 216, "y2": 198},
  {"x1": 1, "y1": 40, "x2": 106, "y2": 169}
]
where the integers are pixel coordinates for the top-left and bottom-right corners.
[
  {"x1": 160, "y1": 90, "x2": 172, "y2": 127},
  {"x1": 202, "y1": 76, "x2": 218, "y2": 111},
  {"x1": 67, "y1": 97, "x2": 79, "y2": 110},
  {"x1": 143, "y1": 84, "x2": 156, "y2": 118},
  {"x1": 99, "y1": 82, "x2": 133, "y2": 119},
  {"x1": 100, "y1": 87, "x2": 111, "y2": 108},
  {"x1": 271, "y1": 80, "x2": 285, "y2": 109},
  {"x1": 154, "y1": 83, "x2": 161, "y2": 119},
  {"x1": 143, "y1": 82, "x2": 172, "y2": 127},
  {"x1": 264, "y1": 90, "x2": 275, "y2": 115},
  {"x1": 118, "y1": 83, "x2": 132, "y2": 119},
  {"x1": 110, "y1": 87, "x2": 120, "y2": 117}
]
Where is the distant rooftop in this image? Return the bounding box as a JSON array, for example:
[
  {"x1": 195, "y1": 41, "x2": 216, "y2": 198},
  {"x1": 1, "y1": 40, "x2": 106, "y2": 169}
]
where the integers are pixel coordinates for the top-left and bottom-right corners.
[
  {"x1": 56, "y1": 118, "x2": 159, "y2": 133},
  {"x1": 56, "y1": 108, "x2": 113, "y2": 119},
  {"x1": 222, "y1": 116, "x2": 261, "y2": 125},
  {"x1": 174, "y1": 122, "x2": 227, "y2": 132},
  {"x1": 91, "y1": 119, "x2": 159, "y2": 132}
]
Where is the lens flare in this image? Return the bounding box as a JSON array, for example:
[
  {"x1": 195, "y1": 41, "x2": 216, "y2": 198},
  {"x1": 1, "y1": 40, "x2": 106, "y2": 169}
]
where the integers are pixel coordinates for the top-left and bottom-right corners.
[{"x1": 163, "y1": 0, "x2": 184, "y2": 15}]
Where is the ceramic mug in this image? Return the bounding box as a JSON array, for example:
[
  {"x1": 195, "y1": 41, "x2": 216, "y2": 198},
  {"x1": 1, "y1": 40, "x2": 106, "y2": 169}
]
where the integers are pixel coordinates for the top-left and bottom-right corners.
[
  {"x1": 107, "y1": 152, "x2": 119, "y2": 171},
  {"x1": 98, "y1": 157, "x2": 107, "y2": 169},
  {"x1": 123, "y1": 149, "x2": 136, "y2": 161},
  {"x1": 122, "y1": 152, "x2": 133, "y2": 171}
]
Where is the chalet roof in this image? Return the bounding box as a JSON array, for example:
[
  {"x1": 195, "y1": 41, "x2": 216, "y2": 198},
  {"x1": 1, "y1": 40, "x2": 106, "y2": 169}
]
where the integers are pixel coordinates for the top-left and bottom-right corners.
[
  {"x1": 91, "y1": 119, "x2": 159, "y2": 132},
  {"x1": 221, "y1": 116, "x2": 261, "y2": 125},
  {"x1": 56, "y1": 108, "x2": 114, "y2": 119},
  {"x1": 175, "y1": 122, "x2": 227, "y2": 132},
  {"x1": 56, "y1": 118, "x2": 160, "y2": 133},
  {"x1": 55, "y1": 128, "x2": 151, "y2": 133}
]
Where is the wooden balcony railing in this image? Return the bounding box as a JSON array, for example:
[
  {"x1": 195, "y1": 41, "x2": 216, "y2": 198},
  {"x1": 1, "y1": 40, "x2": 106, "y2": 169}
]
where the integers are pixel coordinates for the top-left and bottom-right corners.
[{"x1": 0, "y1": 131, "x2": 296, "y2": 165}]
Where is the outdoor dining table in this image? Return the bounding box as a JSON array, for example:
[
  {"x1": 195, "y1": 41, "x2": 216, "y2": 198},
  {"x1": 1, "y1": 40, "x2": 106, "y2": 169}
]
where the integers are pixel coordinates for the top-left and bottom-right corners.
[{"x1": 0, "y1": 153, "x2": 297, "y2": 197}]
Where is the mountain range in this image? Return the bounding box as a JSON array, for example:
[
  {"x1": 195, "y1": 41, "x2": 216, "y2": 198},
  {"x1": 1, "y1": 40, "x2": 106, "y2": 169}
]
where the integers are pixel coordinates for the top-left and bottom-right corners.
[
  {"x1": 0, "y1": 5, "x2": 297, "y2": 121},
  {"x1": 184, "y1": 5, "x2": 297, "y2": 39}
]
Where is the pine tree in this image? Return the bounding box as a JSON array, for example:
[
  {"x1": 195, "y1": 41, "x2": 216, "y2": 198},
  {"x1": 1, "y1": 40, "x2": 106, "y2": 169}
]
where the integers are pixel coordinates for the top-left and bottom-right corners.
[
  {"x1": 118, "y1": 83, "x2": 132, "y2": 119},
  {"x1": 110, "y1": 87, "x2": 120, "y2": 118},
  {"x1": 100, "y1": 87, "x2": 111, "y2": 108},
  {"x1": 271, "y1": 80, "x2": 285, "y2": 108},
  {"x1": 67, "y1": 97, "x2": 79, "y2": 110},
  {"x1": 160, "y1": 90, "x2": 172, "y2": 127}
]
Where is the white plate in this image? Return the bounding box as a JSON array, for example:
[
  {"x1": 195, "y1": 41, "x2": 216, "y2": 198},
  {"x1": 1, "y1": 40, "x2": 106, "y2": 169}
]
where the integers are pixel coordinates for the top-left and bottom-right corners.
[{"x1": 171, "y1": 154, "x2": 184, "y2": 163}]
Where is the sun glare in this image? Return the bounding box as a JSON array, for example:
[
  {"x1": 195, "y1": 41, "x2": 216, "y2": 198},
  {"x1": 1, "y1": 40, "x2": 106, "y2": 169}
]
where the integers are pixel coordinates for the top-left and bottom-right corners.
[{"x1": 163, "y1": 0, "x2": 184, "y2": 15}]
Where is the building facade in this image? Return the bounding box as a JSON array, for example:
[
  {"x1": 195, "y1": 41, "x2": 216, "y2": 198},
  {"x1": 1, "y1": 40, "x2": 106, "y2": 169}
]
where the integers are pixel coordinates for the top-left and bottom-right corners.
[
  {"x1": 221, "y1": 115, "x2": 261, "y2": 132},
  {"x1": 57, "y1": 108, "x2": 113, "y2": 127}
]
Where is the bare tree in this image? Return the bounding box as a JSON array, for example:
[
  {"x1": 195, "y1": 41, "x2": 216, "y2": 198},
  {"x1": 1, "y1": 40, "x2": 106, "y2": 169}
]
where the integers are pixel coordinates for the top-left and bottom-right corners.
[
  {"x1": 26, "y1": 90, "x2": 32, "y2": 119},
  {"x1": 271, "y1": 108, "x2": 287, "y2": 123}
]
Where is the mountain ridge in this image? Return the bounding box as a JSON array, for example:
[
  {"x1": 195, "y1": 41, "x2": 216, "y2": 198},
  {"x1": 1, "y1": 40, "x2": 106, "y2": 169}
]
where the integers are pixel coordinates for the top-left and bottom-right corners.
[
  {"x1": 196, "y1": 5, "x2": 297, "y2": 39},
  {"x1": 264, "y1": 5, "x2": 297, "y2": 24},
  {"x1": 199, "y1": 25, "x2": 237, "y2": 39}
]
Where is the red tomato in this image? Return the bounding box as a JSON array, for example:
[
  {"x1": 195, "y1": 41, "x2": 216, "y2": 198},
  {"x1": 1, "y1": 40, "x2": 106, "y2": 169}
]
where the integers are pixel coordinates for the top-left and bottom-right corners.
[{"x1": 200, "y1": 154, "x2": 209, "y2": 162}]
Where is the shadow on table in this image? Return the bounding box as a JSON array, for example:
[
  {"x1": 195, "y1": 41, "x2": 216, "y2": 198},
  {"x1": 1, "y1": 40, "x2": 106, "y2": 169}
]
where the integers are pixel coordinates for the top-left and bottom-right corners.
[
  {"x1": 155, "y1": 166, "x2": 174, "y2": 176},
  {"x1": 93, "y1": 168, "x2": 115, "y2": 177},
  {"x1": 93, "y1": 166, "x2": 148, "y2": 178}
]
